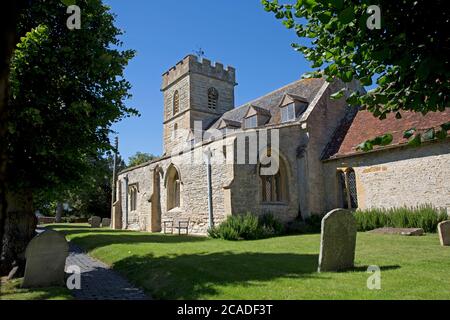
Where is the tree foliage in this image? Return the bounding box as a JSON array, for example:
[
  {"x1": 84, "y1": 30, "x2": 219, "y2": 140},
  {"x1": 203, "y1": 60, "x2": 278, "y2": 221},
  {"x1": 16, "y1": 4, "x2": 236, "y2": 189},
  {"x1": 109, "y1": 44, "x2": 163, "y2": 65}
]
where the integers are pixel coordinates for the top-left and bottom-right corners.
[
  {"x1": 262, "y1": 0, "x2": 449, "y2": 119},
  {"x1": 7, "y1": 0, "x2": 138, "y2": 199},
  {"x1": 128, "y1": 152, "x2": 158, "y2": 168}
]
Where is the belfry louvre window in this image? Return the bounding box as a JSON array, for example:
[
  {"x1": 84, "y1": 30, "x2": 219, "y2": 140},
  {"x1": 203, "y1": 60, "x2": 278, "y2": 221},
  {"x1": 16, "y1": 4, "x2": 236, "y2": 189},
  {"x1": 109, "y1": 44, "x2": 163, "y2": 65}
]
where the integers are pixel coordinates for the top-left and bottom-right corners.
[
  {"x1": 337, "y1": 168, "x2": 358, "y2": 209},
  {"x1": 208, "y1": 87, "x2": 219, "y2": 109},
  {"x1": 173, "y1": 90, "x2": 180, "y2": 115}
]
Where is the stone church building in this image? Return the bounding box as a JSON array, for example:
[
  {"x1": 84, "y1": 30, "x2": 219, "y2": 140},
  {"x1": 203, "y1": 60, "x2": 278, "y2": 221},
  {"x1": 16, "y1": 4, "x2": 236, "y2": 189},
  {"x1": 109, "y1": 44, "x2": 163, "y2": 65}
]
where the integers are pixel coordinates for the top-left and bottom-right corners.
[{"x1": 112, "y1": 55, "x2": 450, "y2": 234}]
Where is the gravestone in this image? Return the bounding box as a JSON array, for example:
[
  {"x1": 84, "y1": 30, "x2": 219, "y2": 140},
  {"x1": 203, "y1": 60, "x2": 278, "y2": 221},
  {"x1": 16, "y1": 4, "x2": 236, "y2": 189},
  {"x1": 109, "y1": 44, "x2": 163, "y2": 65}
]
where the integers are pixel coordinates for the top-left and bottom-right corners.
[
  {"x1": 318, "y1": 209, "x2": 357, "y2": 272},
  {"x1": 368, "y1": 227, "x2": 424, "y2": 236},
  {"x1": 101, "y1": 218, "x2": 111, "y2": 228},
  {"x1": 438, "y1": 221, "x2": 450, "y2": 246},
  {"x1": 90, "y1": 216, "x2": 101, "y2": 228},
  {"x1": 22, "y1": 230, "x2": 68, "y2": 288}
]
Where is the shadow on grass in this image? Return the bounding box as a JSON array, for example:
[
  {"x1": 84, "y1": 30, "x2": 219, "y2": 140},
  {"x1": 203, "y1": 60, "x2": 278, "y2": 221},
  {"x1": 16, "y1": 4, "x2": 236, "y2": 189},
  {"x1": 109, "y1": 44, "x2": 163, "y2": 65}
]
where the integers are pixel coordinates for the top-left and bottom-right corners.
[
  {"x1": 344, "y1": 265, "x2": 401, "y2": 273},
  {"x1": 46, "y1": 224, "x2": 208, "y2": 251},
  {"x1": 111, "y1": 251, "x2": 321, "y2": 299}
]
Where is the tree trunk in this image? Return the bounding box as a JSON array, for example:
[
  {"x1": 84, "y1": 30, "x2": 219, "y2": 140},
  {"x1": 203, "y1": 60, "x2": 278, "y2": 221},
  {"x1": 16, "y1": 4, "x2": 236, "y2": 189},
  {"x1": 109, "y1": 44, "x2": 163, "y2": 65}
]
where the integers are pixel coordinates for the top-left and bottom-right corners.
[
  {"x1": 0, "y1": 190, "x2": 37, "y2": 276},
  {"x1": 0, "y1": 1, "x2": 27, "y2": 275},
  {"x1": 55, "y1": 202, "x2": 63, "y2": 223}
]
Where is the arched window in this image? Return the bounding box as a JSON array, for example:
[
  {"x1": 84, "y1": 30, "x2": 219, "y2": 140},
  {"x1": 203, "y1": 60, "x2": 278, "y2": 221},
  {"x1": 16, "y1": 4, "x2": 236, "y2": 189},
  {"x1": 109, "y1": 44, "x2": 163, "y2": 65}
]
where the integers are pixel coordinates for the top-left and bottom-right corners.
[
  {"x1": 173, "y1": 123, "x2": 178, "y2": 139},
  {"x1": 208, "y1": 87, "x2": 219, "y2": 109},
  {"x1": 129, "y1": 184, "x2": 139, "y2": 212},
  {"x1": 173, "y1": 90, "x2": 180, "y2": 115},
  {"x1": 260, "y1": 153, "x2": 288, "y2": 203},
  {"x1": 337, "y1": 168, "x2": 358, "y2": 209},
  {"x1": 167, "y1": 165, "x2": 181, "y2": 210}
]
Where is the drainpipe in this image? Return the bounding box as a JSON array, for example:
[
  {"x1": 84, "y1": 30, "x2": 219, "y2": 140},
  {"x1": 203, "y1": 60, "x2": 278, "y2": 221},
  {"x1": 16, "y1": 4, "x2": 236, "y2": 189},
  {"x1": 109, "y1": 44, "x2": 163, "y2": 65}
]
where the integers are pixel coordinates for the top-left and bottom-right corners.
[
  {"x1": 204, "y1": 149, "x2": 214, "y2": 229},
  {"x1": 124, "y1": 175, "x2": 129, "y2": 229},
  {"x1": 111, "y1": 136, "x2": 119, "y2": 222}
]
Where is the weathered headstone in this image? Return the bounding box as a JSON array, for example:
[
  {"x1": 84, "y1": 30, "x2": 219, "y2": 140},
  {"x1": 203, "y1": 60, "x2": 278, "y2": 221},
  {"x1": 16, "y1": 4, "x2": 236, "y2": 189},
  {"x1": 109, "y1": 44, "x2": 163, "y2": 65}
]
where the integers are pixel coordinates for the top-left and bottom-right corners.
[
  {"x1": 22, "y1": 230, "x2": 68, "y2": 288},
  {"x1": 318, "y1": 209, "x2": 357, "y2": 272},
  {"x1": 368, "y1": 227, "x2": 424, "y2": 236},
  {"x1": 438, "y1": 221, "x2": 450, "y2": 246},
  {"x1": 90, "y1": 216, "x2": 101, "y2": 228},
  {"x1": 101, "y1": 218, "x2": 111, "y2": 228}
]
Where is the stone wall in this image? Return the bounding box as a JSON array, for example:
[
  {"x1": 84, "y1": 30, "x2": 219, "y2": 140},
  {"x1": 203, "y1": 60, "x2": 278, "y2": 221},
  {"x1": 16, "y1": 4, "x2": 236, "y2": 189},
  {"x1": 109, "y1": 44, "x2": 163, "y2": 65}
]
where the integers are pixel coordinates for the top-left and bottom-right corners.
[
  {"x1": 117, "y1": 136, "x2": 236, "y2": 234},
  {"x1": 323, "y1": 141, "x2": 450, "y2": 212},
  {"x1": 300, "y1": 79, "x2": 362, "y2": 216},
  {"x1": 161, "y1": 55, "x2": 236, "y2": 156},
  {"x1": 229, "y1": 125, "x2": 307, "y2": 222}
]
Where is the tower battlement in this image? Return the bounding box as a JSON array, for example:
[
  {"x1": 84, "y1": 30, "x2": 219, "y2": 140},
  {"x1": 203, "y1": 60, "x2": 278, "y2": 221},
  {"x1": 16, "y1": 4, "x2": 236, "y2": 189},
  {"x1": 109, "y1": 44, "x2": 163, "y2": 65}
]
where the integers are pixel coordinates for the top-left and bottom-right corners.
[{"x1": 162, "y1": 54, "x2": 236, "y2": 90}]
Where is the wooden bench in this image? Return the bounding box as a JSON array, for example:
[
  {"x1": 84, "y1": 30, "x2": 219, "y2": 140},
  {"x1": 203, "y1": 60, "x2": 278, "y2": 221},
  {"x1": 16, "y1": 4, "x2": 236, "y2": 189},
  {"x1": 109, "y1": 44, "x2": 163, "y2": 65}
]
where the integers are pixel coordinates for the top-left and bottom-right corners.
[{"x1": 163, "y1": 218, "x2": 190, "y2": 235}]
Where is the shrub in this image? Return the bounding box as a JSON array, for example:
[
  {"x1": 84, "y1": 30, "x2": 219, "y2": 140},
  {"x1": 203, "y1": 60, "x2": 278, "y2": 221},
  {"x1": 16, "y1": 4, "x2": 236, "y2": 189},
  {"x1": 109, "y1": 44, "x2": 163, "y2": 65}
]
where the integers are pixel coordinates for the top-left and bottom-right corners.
[
  {"x1": 355, "y1": 204, "x2": 448, "y2": 233},
  {"x1": 283, "y1": 213, "x2": 325, "y2": 235},
  {"x1": 208, "y1": 213, "x2": 283, "y2": 241}
]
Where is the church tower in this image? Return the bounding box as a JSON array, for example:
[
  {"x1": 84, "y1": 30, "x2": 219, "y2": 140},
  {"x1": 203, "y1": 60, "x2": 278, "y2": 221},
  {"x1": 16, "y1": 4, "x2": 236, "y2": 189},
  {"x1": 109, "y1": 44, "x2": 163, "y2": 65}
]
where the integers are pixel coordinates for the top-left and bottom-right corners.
[{"x1": 161, "y1": 55, "x2": 237, "y2": 155}]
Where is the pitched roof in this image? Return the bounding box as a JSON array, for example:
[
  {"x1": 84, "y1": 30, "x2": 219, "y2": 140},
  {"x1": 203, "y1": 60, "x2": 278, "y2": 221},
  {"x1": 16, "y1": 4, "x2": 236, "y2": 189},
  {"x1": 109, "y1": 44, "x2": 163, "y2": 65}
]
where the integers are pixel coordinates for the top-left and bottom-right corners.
[
  {"x1": 208, "y1": 78, "x2": 325, "y2": 130},
  {"x1": 218, "y1": 118, "x2": 241, "y2": 129},
  {"x1": 245, "y1": 105, "x2": 272, "y2": 118},
  {"x1": 323, "y1": 108, "x2": 450, "y2": 160}
]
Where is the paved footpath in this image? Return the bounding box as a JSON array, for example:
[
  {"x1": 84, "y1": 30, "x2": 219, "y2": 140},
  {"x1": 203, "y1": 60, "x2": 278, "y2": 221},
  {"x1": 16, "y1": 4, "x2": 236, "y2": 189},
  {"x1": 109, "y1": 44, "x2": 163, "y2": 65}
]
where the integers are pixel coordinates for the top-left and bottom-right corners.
[{"x1": 65, "y1": 243, "x2": 149, "y2": 300}]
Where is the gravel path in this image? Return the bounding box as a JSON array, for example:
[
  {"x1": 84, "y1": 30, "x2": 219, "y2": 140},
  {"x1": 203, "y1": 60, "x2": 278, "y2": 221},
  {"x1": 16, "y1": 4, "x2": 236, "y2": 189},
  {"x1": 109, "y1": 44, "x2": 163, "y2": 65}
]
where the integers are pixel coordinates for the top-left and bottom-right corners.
[{"x1": 65, "y1": 243, "x2": 149, "y2": 300}]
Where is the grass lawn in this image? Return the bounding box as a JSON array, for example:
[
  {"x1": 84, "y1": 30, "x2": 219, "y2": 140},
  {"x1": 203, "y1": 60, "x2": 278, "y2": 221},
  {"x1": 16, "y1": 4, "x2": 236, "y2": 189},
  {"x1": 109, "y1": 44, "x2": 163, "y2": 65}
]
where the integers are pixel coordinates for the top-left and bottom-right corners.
[
  {"x1": 0, "y1": 278, "x2": 73, "y2": 300},
  {"x1": 49, "y1": 224, "x2": 450, "y2": 300}
]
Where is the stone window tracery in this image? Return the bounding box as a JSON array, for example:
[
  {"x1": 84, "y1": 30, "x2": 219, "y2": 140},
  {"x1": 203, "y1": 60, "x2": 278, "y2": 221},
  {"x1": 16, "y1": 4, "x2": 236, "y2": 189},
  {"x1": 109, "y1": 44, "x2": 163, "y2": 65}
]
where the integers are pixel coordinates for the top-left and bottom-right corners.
[
  {"x1": 129, "y1": 184, "x2": 139, "y2": 212},
  {"x1": 260, "y1": 152, "x2": 288, "y2": 203},
  {"x1": 337, "y1": 168, "x2": 358, "y2": 209}
]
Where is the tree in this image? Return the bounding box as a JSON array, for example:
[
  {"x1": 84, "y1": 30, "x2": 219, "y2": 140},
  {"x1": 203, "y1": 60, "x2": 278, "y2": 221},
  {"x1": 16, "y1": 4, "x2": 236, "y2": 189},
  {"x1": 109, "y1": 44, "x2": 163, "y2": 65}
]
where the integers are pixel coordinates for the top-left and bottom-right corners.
[
  {"x1": 1, "y1": 0, "x2": 138, "y2": 275},
  {"x1": 262, "y1": 1, "x2": 449, "y2": 119},
  {"x1": 65, "y1": 153, "x2": 126, "y2": 219},
  {"x1": 0, "y1": 0, "x2": 30, "y2": 277},
  {"x1": 128, "y1": 152, "x2": 158, "y2": 168}
]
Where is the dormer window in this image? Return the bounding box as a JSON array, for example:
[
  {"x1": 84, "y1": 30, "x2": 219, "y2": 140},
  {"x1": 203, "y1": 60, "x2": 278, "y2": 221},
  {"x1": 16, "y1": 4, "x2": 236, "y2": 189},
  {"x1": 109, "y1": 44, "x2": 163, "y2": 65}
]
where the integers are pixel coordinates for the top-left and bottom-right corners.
[
  {"x1": 243, "y1": 105, "x2": 271, "y2": 129},
  {"x1": 208, "y1": 87, "x2": 219, "y2": 109},
  {"x1": 281, "y1": 103, "x2": 296, "y2": 123},
  {"x1": 244, "y1": 115, "x2": 257, "y2": 129},
  {"x1": 279, "y1": 94, "x2": 308, "y2": 124},
  {"x1": 217, "y1": 119, "x2": 241, "y2": 136}
]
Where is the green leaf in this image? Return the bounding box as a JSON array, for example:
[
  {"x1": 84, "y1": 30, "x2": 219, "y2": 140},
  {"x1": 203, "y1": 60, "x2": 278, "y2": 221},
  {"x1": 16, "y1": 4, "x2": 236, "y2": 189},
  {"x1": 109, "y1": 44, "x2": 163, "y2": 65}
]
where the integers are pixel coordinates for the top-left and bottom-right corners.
[
  {"x1": 341, "y1": 70, "x2": 353, "y2": 82},
  {"x1": 403, "y1": 128, "x2": 416, "y2": 139},
  {"x1": 408, "y1": 134, "x2": 422, "y2": 147},
  {"x1": 338, "y1": 7, "x2": 355, "y2": 25},
  {"x1": 330, "y1": 89, "x2": 345, "y2": 100},
  {"x1": 379, "y1": 134, "x2": 393, "y2": 146},
  {"x1": 360, "y1": 76, "x2": 372, "y2": 86},
  {"x1": 328, "y1": 0, "x2": 344, "y2": 10},
  {"x1": 441, "y1": 122, "x2": 450, "y2": 131},
  {"x1": 61, "y1": 0, "x2": 76, "y2": 6},
  {"x1": 356, "y1": 141, "x2": 373, "y2": 152},
  {"x1": 436, "y1": 130, "x2": 448, "y2": 140},
  {"x1": 318, "y1": 12, "x2": 332, "y2": 24},
  {"x1": 346, "y1": 92, "x2": 359, "y2": 105}
]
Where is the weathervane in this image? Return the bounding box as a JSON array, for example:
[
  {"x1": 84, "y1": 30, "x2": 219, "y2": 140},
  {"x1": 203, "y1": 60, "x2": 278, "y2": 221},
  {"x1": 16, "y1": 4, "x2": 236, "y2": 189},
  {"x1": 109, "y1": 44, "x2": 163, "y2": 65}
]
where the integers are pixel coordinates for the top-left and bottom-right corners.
[{"x1": 193, "y1": 47, "x2": 206, "y2": 61}]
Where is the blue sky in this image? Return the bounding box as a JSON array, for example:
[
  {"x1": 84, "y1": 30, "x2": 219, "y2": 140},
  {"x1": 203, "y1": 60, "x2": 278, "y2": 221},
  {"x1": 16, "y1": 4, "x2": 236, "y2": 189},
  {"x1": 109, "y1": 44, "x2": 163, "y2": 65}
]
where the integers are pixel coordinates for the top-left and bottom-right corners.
[{"x1": 106, "y1": 0, "x2": 311, "y2": 162}]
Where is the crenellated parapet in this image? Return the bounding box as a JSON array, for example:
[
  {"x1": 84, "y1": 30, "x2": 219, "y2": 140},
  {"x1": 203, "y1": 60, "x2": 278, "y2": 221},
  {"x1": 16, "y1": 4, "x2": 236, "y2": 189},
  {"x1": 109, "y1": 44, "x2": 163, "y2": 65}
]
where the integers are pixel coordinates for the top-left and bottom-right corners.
[{"x1": 162, "y1": 54, "x2": 236, "y2": 90}]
